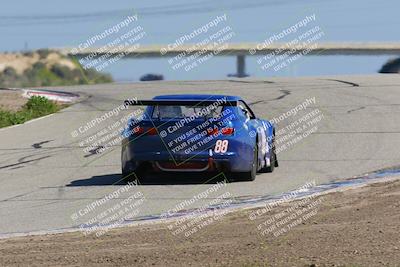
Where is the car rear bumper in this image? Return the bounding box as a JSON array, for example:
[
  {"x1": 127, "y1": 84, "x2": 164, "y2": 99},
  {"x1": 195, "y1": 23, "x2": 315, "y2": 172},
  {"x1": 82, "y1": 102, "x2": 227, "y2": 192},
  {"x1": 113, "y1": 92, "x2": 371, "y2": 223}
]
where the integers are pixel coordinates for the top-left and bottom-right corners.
[{"x1": 125, "y1": 150, "x2": 252, "y2": 173}]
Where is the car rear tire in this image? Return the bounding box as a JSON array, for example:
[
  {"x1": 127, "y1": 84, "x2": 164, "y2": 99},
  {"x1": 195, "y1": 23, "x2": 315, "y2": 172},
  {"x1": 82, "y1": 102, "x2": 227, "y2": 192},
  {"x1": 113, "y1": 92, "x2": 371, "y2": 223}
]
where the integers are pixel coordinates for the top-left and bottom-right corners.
[
  {"x1": 240, "y1": 145, "x2": 258, "y2": 181},
  {"x1": 121, "y1": 168, "x2": 138, "y2": 183},
  {"x1": 122, "y1": 163, "x2": 146, "y2": 184},
  {"x1": 265, "y1": 150, "x2": 276, "y2": 173},
  {"x1": 261, "y1": 135, "x2": 277, "y2": 173}
]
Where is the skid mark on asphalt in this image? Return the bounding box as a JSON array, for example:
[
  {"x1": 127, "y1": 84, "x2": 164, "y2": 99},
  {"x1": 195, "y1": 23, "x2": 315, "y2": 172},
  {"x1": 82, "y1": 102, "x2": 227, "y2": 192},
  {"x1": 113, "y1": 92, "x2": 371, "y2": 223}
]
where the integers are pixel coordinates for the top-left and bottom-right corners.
[
  {"x1": 274, "y1": 89, "x2": 291, "y2": 100},
  {"x1": 0, "y1": 155, "x2": 51, "y2": 170},
  {"x1": 1, "y1": 164, "x2": 120, "y2": 169},
  {"x1": 32, "y1": 140, "x2": 53, "y2": 149},
  {"x1": 248, "y1": 89, "x2": 292, "y2": 106},
  {"x1": 323, "y1": 79, "x2": 360, "y2": 87},
  {"x1": 0, "y1": 188, "x2": 42, "y2": 202},
  {"x1": 347, "y1": 106, "x2": 366, "y2": 114},
  {"x1": 84, "y1": 146, "x2": 105, "y2": 158},
  {"x1": 9, "y1": 166, "x2": 24, "y2": 170}
]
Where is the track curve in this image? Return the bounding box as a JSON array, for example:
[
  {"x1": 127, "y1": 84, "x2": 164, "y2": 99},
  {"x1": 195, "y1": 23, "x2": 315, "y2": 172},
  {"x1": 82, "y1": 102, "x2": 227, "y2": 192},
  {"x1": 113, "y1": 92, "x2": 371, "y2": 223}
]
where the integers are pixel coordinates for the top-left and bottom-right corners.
[{"x1": 1, "y1": 74, "x2": 400, "y2": 235}]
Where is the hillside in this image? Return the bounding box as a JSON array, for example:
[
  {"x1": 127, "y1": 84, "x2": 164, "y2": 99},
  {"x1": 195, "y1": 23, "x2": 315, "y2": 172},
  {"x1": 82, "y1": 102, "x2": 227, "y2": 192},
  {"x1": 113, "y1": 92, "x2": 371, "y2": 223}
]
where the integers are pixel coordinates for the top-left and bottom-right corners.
[{"x1": 0, "y1": 50, "x2": 113, "y2": 87}]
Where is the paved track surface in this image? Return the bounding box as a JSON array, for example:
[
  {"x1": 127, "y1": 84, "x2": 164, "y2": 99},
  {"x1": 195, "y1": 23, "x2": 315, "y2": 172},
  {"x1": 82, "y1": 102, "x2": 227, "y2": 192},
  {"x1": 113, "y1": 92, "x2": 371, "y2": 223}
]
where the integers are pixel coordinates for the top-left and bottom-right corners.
[{"x1": 1, "y1": 75, "x2": 399, "y2": 235}]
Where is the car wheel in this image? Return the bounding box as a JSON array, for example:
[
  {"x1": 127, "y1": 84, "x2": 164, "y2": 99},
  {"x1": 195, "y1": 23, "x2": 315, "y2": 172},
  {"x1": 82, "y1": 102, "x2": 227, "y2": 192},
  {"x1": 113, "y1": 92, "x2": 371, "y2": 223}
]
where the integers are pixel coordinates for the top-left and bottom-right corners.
[
  {"x1": 122, "y1": 162, "x2": 146, "y2": 184},
  {"x1": 265, "y1": 149, "x2": 276, "y2": 173},
  {"x1": 241, "y1": 145, "x2": 258, "y2": 181},
  {"x1": 121, "y1": 168, "x2": 138, "y2": 183},
  {"x1": 260, "y1": 136, "x2": 277, "y2": 173}
]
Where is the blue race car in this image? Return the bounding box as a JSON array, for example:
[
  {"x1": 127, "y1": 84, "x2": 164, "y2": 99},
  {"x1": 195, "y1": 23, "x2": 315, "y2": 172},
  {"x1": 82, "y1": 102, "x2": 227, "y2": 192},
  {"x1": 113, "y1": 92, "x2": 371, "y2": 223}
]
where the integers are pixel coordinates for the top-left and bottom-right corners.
[{"x1": 121, "y1": 94, "x2": 278, "y2": 182}]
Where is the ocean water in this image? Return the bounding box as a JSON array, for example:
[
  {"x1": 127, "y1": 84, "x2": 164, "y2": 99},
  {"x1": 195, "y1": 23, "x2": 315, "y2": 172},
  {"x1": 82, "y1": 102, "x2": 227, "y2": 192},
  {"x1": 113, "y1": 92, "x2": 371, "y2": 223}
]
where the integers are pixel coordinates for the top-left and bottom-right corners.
[{"x1": 0, "y1": 0, "x2": 399, "y2": 81}]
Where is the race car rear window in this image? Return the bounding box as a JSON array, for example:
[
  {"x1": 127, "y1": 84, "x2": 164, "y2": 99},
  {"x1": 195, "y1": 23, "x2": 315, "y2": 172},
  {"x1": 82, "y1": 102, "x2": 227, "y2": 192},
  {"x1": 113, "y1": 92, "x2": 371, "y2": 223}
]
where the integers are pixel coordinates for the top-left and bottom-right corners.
[{"x1": 151, "y1": 105, "x2": 224, "y2": 119}]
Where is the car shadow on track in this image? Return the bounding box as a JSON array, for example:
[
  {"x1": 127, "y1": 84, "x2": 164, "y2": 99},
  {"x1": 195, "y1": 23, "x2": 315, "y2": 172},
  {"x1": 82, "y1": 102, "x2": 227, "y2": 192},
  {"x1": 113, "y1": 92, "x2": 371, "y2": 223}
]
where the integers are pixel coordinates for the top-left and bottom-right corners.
[
  {"x1": 66, "y1": 174, "x2": 126, "y2": 186},
  {"x1": 66, "y1": 172, "x2": 229, "y2": 186}
]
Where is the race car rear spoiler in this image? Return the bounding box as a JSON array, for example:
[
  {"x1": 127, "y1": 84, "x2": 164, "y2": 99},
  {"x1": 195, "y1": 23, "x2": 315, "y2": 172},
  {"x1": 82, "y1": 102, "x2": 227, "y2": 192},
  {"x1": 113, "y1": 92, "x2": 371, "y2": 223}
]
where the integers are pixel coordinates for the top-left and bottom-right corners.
[{"x1": 124, "y1": 99, "x2": 238, "y2": 107}]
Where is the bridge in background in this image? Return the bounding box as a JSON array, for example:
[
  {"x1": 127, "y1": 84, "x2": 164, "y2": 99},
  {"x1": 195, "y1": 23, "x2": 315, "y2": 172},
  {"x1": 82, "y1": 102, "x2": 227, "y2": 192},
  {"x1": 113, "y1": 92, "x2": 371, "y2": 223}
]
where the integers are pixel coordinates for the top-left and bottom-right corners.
[{"x1": 59, "y1": 43, "x2": 400, "y2": 77}]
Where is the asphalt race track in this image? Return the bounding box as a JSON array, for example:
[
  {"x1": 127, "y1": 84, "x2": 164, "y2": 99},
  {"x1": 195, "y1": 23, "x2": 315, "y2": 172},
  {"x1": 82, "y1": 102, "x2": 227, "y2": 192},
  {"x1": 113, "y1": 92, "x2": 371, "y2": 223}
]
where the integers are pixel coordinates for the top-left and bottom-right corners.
[{"x1": 1, "y1": 74, "x2": 400, "y2": 236}]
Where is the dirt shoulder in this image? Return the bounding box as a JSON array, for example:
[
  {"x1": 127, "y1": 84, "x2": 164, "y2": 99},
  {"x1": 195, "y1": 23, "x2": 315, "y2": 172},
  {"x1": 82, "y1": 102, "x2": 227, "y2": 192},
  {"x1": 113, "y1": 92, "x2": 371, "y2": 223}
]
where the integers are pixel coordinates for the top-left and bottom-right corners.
[
  {"x1": 1, "y1": 179, "x2": 400, "y2": 267},
  {"x1": 0, "y1": 90, "x2": 27, "y2": 111}
]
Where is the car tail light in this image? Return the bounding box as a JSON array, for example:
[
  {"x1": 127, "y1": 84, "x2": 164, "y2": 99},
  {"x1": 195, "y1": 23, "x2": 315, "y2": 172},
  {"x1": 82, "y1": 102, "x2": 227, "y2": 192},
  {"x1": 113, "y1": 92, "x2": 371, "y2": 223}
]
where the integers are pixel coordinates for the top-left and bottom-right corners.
[
  {"x1": 147, "y1": 127, "x2": 158, "y2": 135},
  {"x1": 207, "y1": 128, "x2": 219, "y2": 136},
  {"x1": 134, "y1": 126, "x2": 145, "y2": 134},
  {"x1": 133, "y1": 126, "x2": 157, "y2": 135},
  {"x1": 221, "y1": 127, "x2": 234, "y2": 135}
]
